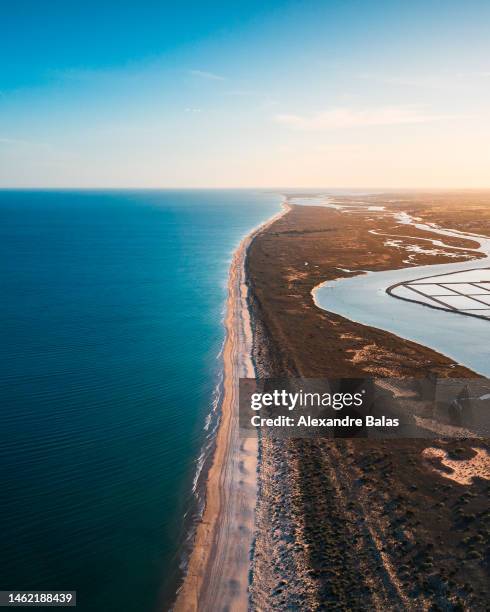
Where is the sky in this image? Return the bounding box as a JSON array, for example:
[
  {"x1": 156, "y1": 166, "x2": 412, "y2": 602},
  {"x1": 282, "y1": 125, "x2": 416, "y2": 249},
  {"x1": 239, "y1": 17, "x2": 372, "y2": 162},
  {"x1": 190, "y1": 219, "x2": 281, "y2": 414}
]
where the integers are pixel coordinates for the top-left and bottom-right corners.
[{"x1": 1, "y1": 0, "x2": 490, "y2": 188}]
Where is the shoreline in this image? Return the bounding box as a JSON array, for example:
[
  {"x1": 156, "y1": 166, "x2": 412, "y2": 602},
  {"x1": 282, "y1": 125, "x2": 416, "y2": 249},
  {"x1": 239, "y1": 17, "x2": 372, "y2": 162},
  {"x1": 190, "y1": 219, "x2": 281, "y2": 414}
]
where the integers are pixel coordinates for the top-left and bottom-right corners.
[
  {"x1": 173, "y1": 203, "x2": 289, "y2": 611},
  {"x1": 245, "y1": 194, "x2": 489, "y2": 609},
  {"x1": 246, "y1": 200, "x2": 478, "y2": 379},
  {"x1": 175, "y1": 191, "x2": 489, "y2": 610},
  {"x1": 309, "y1": 200, "x2": 490, "y2": 377}
]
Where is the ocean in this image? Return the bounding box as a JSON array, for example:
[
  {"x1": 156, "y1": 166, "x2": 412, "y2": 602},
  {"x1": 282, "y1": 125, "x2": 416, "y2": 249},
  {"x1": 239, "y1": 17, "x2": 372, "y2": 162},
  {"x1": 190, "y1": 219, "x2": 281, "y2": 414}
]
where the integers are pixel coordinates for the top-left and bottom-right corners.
[{"x1": 0, "y1": 189, "x2": 280, "y2": 611}]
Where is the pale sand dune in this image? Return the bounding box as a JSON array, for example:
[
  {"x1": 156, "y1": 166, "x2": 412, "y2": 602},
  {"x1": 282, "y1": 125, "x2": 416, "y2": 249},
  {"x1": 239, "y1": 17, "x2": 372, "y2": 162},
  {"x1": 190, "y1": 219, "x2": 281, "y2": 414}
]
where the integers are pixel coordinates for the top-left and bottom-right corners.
[
  {"x1": 422, "y1": 446, "x2": 490, "y2": 485},
  {"x1": 174, "y1": 205, "x2": 288, "y2": 612}
]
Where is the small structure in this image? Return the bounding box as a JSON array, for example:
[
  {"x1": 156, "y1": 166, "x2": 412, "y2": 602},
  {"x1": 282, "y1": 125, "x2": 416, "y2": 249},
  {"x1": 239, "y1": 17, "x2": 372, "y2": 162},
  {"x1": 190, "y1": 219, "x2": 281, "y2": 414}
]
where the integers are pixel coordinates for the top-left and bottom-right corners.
[{"x1": 388, "y1": 267, "x2": 490, "y2": 321}]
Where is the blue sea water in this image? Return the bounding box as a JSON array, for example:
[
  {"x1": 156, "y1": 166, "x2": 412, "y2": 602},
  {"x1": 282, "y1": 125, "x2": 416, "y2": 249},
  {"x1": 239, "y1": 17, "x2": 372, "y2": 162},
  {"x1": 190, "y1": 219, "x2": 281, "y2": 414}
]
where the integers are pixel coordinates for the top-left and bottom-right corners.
[{"x1": 0, "y1": 190, "x2": 280, "y2": 611}]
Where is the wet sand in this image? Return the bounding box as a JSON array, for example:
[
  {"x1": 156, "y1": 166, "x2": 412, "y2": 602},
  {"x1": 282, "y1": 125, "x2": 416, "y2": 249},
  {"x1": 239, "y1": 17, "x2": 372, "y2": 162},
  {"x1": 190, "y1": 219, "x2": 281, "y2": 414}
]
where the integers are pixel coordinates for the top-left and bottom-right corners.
[{"x1": 174, "y1": 205, "x2": 288, "y2": 612}]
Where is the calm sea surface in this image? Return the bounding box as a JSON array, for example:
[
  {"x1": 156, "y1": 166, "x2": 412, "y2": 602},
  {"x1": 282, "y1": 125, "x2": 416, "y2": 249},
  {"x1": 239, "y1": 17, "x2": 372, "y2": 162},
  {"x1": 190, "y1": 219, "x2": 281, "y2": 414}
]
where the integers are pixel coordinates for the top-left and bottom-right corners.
[{"x1": 0, "y1": 190, "x2": 280, "y2": 611}]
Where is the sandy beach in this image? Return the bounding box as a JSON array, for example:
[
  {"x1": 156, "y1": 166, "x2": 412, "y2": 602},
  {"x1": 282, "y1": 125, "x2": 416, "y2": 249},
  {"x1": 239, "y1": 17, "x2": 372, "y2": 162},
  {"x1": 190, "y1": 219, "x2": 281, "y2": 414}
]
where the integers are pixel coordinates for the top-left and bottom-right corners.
[
  {"x1": 176, "y1": 192, "x2": 490, "y2": 610},
  {"x1": 174, "y1": 204, "x2": 288, "y2": 612}
]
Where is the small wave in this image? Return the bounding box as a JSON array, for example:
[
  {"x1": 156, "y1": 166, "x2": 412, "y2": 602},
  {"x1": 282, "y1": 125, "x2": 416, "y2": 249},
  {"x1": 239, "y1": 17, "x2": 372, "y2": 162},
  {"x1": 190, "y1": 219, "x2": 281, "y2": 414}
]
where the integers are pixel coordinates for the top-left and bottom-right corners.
[
  {"x1": 176, "y1": 353, "x2": 226, "y2": 587},
  {"x1": 204, "y1": 374, "x2": 223, "y2": 430}
]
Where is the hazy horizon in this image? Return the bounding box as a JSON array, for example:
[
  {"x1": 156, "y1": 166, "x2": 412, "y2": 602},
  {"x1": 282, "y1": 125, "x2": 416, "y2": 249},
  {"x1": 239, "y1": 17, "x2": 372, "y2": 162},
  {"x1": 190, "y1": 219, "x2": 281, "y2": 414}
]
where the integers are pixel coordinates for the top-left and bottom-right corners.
[
  {"x1": 2, "y1": 186, "x2": 490, "y2": 191},
  {"x1": 2, "y1": 0, "x2": 490, "y2": 189}
]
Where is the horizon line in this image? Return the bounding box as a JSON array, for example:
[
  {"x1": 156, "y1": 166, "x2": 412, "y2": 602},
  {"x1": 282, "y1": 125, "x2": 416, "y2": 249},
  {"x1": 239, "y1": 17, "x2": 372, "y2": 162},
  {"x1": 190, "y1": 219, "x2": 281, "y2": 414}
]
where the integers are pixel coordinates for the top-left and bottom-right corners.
[{"x1": 1, "y1": 186, "x2": 490, "y2": 192}]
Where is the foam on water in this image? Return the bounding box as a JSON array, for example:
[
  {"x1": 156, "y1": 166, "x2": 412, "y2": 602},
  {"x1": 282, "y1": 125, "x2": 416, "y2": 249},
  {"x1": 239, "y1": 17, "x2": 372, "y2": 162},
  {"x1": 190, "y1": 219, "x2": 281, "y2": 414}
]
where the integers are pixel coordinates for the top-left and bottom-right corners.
[{"x1": 0, "y1": 189, "x2": 281, "y2": 611}]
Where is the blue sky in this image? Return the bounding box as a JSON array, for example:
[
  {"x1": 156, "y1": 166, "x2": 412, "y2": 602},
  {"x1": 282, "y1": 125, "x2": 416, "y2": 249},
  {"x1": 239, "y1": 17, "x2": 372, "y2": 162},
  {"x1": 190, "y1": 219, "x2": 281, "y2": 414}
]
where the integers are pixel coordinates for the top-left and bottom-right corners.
[{"x1": 1, "y1": 0, "x2": 490, "y2": 187}]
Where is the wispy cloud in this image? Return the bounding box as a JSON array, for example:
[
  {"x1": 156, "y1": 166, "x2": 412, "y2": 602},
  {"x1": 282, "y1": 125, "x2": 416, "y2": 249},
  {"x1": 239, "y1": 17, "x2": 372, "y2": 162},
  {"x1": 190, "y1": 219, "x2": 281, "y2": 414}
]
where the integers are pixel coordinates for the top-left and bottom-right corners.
[
  {"x1": 358, "y1": 71, "x2": 490, "y2": 86},
  {"x1": 225, "y1": 89, "x2": 277, "y2": 109},
  {"x1": 189, "y1": 69, "x2": 225, "y2": 81},
  {"x1": 0, "y1": 137, "x2": 33, "y2": 146},
  {"x1": 357, "y1": 73, "x2": 436, "y2": 87},
  {"x1": 224, "y1": 89, "x2": 257, "y2": 96},
  {"x1": 278, "y1": 143, "x2": 365, "y2": 155},
  {"x1": 0, "y1": 137, "x2": 51, "y2": 149},
  {"x1": 275, "y1": 106, "x2": 446, "y2": 130}
]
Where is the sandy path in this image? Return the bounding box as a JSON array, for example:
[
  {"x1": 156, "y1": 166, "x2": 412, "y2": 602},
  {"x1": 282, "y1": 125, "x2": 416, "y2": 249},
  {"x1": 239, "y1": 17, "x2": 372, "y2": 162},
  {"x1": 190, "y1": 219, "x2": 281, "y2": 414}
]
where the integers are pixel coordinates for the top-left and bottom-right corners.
[{"x1": 174, "y1": 205, "x2": 288, "y2": 612}]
